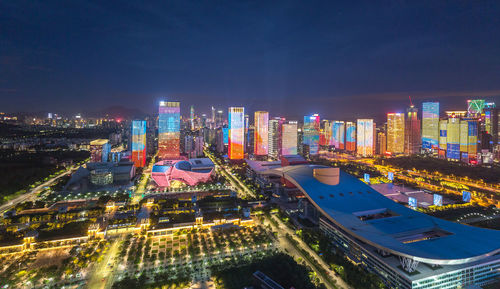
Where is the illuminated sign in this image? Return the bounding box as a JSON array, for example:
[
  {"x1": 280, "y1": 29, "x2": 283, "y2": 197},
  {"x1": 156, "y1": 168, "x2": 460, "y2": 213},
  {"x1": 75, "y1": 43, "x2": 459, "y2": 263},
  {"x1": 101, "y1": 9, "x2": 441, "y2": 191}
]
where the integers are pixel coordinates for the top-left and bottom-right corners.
[
  {"x1": 408, "y1": 197, "x2": 417, "y2": 208},
  {"x1": 364, "y1": 173, "x2": 370, "y2": 184},
  {"x1": 387, "y1": 172, "x2": 394, "y2": 181},
  {"x1": 433, "y1": 194, "x2": 443, "y2": 206},
  {"x1": 462, "y1": 191, "x2": 471, "y2": 203}
]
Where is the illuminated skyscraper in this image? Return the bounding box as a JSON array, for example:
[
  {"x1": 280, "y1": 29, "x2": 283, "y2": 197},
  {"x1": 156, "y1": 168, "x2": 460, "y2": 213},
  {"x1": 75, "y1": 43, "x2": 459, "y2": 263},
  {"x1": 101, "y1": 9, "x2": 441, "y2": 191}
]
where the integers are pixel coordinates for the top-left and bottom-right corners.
[
  {"x1": 459, "y1": 119, "x2": 478, "y2": 162},
  {"x1": 190, "y1": 105, "x2": 195, "y2": 130},
  {"x1": 304, "y1": 114, "x2": 320, "y2": 155},
  {"x1": 446, "y1": 117, "x2": 460, "y2": 161},
  {"x1": 254, "y1": 111, "x2": 269, "y2": 156},
  {"x1": 228, "y1": 107, "x2": 245, "y2": 159},
  {"x1": 158, "y1": 101, "x2": 180, "y2": 160},
  {"x1": 346, "y1": 122, "x2": 356, "y2": 152},
  {"x1": 216, "y1": 110, "x2": 224, "y2": 127},
  {"x1": 331, "y1": 121, "x2": 345, "y2": 150},
  {"x1": 281, "y1": 121, "x2": 298, "y2": 156},
  {"x1": 211, "y1": 106, "x2": 216, "y2": 123},
  {"x1": 131, "y1": 120, "x2": 147, "y2": 167},
  {"x1": 377, "y1": 131, "x2": 386, "y2": 155},
  {"x1": 405, "y1": 105, "x2": 421, "y2": 154},
  {"x1": 320, "y1": 120, "x2": 331, "y2": 146},
  {"x1": 268, "y1": 117, "x2": 283, "y2": 159},
  {"x1": 422, "y1": 102, "x2": 440, "y2": 150},
  {"x1": 356, "y1": 119, "x2": 374, "y2": 157},
  {"x1": 387, "y1": 113, "x2": 405, "y2": 154}
]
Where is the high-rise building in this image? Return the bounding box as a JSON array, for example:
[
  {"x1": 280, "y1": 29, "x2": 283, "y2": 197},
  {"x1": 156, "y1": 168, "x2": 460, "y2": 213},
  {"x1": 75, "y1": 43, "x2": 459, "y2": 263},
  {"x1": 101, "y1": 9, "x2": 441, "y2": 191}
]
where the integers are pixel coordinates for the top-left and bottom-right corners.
[
  {"x1": 446, "y1": 117, "x2": 460, "y2": 161},
  {"x1": 320, "y1": 120, "x2": 331, "y2": 146},
  {"x1": 281, "y1": 121, "x2": 298, "y2": 156},
  {"x1": 131, "y1": 120, "x2": 147, "y2": 167},
  {"x1": 190, "y1": 105, "x2": 195, "y2": 130},
  {"x1": 405, "y1": 105, "x2": 421, "y2": 155},
  {"x1": 331, "y1": 121, "x2": 345, "y2": 150},
  {"x1": 211, "y1": 106, "x2": 216, "y2": 124},
  {"x1": 304, "y1": 114, "x2": 320, "y2": 156},
  {"x1": 254, "y1": 111, "x2": 269, "y2": 156},
  {"x1": 268, "y1": 117, "x2": 282, "y2": 159},
  {"x1": 387, "y1": 113, "x2": 405, "y2": 154},
  {"x1": 459, "y1": 119, "x2": 478, "y2": 162},
  {"x1": 158, "y1": 101, "x2": 180, "y2": 160},
  {"x1": 90, "y1": 139, "x2": 109, "y2": 162},
  {"x1": 228, "y1": 107, "x2": 245, "y2": 159},
  {"x1": 422, "y1": 102, "x2": 440, "y2": 150},
  {"x1": 216, "y1": 110, "x2": 224, "y2": 127},
  {"x1": 346, "y1": 122, "x2": 356, "y2": 152},
  {"x1": 356, "y1": 119, "x2": 374, "y2": 157},
  {"x1": 377, "y1": 131, "x2": 387, "y2": 155},
  {"x1": 438, "y1": 119, "x2": 447, "y2": 158}
]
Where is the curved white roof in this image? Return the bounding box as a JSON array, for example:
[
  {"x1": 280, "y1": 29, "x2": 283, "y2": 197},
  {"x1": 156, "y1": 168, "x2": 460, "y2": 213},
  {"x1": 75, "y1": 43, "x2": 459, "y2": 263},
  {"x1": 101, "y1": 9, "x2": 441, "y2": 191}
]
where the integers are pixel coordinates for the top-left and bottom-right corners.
[{"x1": 264, "y1": 164, "x2": 500, "y2": 265}]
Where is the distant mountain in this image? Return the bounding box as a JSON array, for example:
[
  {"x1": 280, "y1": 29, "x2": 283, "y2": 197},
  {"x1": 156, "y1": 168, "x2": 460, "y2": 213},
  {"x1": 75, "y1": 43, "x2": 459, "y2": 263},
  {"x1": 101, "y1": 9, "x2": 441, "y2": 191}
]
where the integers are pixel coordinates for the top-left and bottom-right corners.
[{"x1": 94, "y1": 106, "x2": 147, "y2": 119}]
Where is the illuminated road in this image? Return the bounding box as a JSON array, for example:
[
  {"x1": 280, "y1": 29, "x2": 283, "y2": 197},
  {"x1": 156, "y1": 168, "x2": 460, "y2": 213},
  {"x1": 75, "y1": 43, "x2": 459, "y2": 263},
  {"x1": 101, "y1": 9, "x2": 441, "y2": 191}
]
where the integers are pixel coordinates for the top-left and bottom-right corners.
[
  {"x1": 132, "y1": 153, "x2": 157, "y2": 204},
  {"x1": 87, "y1": 236, "x2": 123, "y2": 289},
  {"x1": 204, "y1": 149, "x2": 256, "y2": 198},
  {"x1": 261, "y1": 215, "x2": 350, "y2": 289},
  {"x1": 0, "y1": 166, "x2": 77, "y2": 215}
]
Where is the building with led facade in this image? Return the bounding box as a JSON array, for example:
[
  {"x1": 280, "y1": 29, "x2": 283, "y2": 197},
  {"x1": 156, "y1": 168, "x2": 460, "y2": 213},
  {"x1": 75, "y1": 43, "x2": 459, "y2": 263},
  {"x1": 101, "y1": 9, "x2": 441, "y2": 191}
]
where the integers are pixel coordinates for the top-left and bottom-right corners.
[
  {"x1": 387, "y1": 113, "x2": 405, "y2": 154},
  {"x1": 304, "y1": 114, "x2": 320, "y2": 156},
  {"x1": 158, "y1": 101, "x2": 180, "y2": 160},
  {"x1": 281, "y1": 121, "x2": 298, "y2": 156},
  {"x1": 254, "y1": 111, "x2": 269, "y2": 156},
  {"x1": 90, "y1": 139, "x2": 110, "y2": 162},
  {"x1": 422, "y1": 102, "x2": 440, "y2": 150},
  {"x1": 346, "y1": 122, "x2": 356, "y2": 152},
  {"x1": 446, "y1": 117, "x2": 460, "y2": 161},
  {"x1": 320, "y1": 120, "x2": 331, "y2": 146},
  {"x1": 356, "y1": 119, "x2": 374, "y2": 157},
  {"x1": 131, "y1": 120, "x2": 147, "y2": 167},
  {"x1": 228, "y1": 107, "x2": 245, "y2": 159},
  {"x1": 404, "y1": 105, "x2": 421, "y2": 155},
  {"x1": 459, "y1": 119, "x2": 478, "y2": 162},
  {"x1": 331, "y1": 121, "x2": 345, "y2": 150}
]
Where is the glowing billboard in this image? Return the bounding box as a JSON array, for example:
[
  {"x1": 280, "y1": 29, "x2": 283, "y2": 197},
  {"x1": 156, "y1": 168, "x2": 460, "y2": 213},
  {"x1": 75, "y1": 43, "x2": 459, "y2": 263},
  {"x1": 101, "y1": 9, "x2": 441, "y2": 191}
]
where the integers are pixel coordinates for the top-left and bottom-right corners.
[
  {"x1": 387, "y1": 172, "x2": 394, "y2": 181},
  {"x1": 462, "y1": 191, "x2": 471, "y2": 203},
  {"x1": 408, "y1": 197, "x2": 417, "y2": 208},
  {"x1": 433, "y1": 194, "x2": 443, "y2": 206},
  {"x1": 364, "y1": 173, "x2": 370, "y2": 184},
  {"x1": 228, "y1": 107, "x2": 245, "y2": 159}
]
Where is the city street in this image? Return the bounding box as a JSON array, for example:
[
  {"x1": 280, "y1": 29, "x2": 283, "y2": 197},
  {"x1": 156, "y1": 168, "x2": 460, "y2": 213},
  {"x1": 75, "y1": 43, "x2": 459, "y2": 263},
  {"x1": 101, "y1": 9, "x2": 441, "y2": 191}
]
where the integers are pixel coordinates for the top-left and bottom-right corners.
[{"x1": 0, "y1": 166, "x2": 77, "y2": 215}]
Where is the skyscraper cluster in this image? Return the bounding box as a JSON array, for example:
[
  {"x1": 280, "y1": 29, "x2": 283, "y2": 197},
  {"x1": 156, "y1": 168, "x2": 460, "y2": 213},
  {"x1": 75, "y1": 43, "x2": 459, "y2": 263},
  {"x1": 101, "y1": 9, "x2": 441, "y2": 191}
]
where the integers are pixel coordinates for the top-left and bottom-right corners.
[{"x1": 129, "y1": 98, "x2": 499, "y2": 165}]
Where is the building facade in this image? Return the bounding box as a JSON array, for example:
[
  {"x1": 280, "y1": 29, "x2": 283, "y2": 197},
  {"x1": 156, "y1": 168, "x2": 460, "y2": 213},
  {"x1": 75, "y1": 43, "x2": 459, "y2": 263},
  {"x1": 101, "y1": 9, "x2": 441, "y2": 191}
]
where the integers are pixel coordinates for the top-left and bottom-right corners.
[{"x1": 158, "y1": 101, "x2": 180, "y2": 160}]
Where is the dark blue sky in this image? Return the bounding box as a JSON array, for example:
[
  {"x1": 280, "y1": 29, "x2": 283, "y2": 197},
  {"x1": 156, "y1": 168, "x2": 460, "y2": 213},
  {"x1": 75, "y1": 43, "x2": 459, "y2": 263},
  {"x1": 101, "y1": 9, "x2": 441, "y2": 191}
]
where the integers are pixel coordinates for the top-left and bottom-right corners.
[{"x1": 1, "y1": 0, "x2": 499, "y2": 120}]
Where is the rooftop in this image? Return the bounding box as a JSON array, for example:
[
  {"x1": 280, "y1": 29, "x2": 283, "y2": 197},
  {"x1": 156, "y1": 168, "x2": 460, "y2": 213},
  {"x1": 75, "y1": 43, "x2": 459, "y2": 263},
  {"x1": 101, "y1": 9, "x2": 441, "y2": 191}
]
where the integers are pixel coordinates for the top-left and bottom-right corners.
[{"x1": 263, "y1": 164, "x2": 500, "y2": 265}]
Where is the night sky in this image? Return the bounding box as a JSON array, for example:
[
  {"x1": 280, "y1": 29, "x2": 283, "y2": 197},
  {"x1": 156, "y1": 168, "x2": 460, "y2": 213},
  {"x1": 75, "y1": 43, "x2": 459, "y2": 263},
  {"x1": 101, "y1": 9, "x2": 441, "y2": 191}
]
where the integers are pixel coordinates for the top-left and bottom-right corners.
[{"x1": 1, "y1": 1, "x2": 500, "y2": 120}]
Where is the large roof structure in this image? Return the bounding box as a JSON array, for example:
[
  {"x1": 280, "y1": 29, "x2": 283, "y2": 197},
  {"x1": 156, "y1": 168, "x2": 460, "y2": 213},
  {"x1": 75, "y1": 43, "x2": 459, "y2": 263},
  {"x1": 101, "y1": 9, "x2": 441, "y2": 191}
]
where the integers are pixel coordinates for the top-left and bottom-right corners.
[{"x1": 262, "y1": 164, "x2": 500, "y2": 265}]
